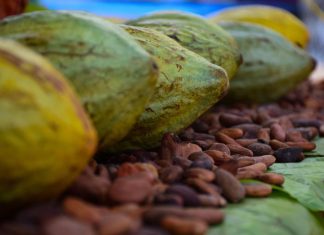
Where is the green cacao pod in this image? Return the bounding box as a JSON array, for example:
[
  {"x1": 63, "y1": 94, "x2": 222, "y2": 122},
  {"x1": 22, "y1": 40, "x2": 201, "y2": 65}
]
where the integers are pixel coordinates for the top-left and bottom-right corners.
[
  {"x1": 0, "y1": 11, "x2": 158, "y2": 152},
  {"x1": 127, "y1": 11, "x2": 242, "y2": 79},
  {"x1": 220, "y1": 22, "x2": 316, "y2": 103},
  {"x1": 0, "y1": 39, "x2": 97, "y2": 212},
  {"x1": 113, "y1": 25, "x2": 229, "y2": 151}
]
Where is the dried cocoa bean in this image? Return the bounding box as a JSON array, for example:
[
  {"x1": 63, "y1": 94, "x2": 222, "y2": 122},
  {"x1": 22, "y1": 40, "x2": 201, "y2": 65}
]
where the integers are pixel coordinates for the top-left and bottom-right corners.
[
  {"x1": 269, "y1": 139, "x2": 289, "y2": 150},
  {"x1": 219, "y1": 128, "x2": 244, "y2": 139},
  {"x1": 234, "y1": 124, "x2": 261, "y2": 139},
  {"x1": 161, "y1": 216, "x2": 208, "y2": 235},
  {"x1": 236, "y1": 138, "x2": 258, "y2": 147},
  {"x1": 198, "y1": 194, "x2": 227, "y2": 207},
  {"x1": 219, "y1": 113, "x2": 252, "y2": 127},
  {"x1": 247, "y1": 143, "x2": 273, "y2": 156},
  {"x1": 185, "y1": 168, "x2": 215, "y2": 182},
  {"x1": 208, "y1": 143, "x2": 231, "y2": 155},
  {"x1": 270, "y1": 123, "x2": 286, "y2": 142},
  {"x1": 214, "y1": 132, "x2": 239, "y2": 145},
  {"x1": 243, "y1": 183, "x2": 272, "y2": 197},
  {"x1": 214, "y1": 168, "x2": 245, "y2": 203},
  {"x1": 274, "y1": 147, "x2": 304, "y2": 163},
  {"x1": 252, "y1": 155, "x2": 276, "y2": 167},
  {"x1": 227, "y1": 144, "x2": 253, "y2": 156},
  {"x1": 165, "y1": 185, "x2": 200, "y2": 207},
  {"x1": 286, "y1": 141, "x2": 316, "y2": 151},
  {"x1": 258, "y1": 173, "x2": 285, "y2": 186},
  {"x1": 159, "y1": 166, "x2": 183, "y2": 184},
  {"x1": 257, "y1": 128, "x2": 270, "y2": 143},
  {"x1": 204, "y1": 150, "x2": 232, "y2": 165}
]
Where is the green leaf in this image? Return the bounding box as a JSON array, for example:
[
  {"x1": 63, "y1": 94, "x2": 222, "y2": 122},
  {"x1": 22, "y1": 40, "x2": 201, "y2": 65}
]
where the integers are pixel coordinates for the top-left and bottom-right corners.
[
  {"x1": 208, "y1": 192, "x2": 324, "y2": 235},
  {"x1": 305, "y1": 138, "x2": 324, "y2": 157},
  {"x1": 270, "y1": 157, "x2": 324, "y2": 211},
  {"x1": 25, "y1": 3, "x2": 47, "y2": 12}
]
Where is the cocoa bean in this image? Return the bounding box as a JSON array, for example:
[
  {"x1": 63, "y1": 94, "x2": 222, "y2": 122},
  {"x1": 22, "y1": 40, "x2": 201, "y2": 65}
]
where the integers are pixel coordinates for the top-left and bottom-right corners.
[
  {"x1": 227, "y1": 144, "x2": 253, "y2": 156},
  {"x1": 286, "y1": 129, "x2": 306, "y2": 142},
  {"x1": 184, "y1": 168, "x2": 215, "y2": 182},
  {"x1": 159, "y1": 166, "x2": 183, "y2": 184},
  {"x1": 292, "y1": 119, "x2": 321, "y2": 129},
  {"x1": 161, "y1": 216, "x2": 208, "y2": 235},
  {"x1": 165, "y1": 185, "x2": 200, "y2": 207},
  {"x1": 270, "y1": 123, "x2": 286, "y2": 141},
  {"x1": 42, "y1": 216, "x2": 96, "y2": 235},
  {"x1": 274, "y1": 147, "x2": 304, "y2": 163},
  {"x1": 208, "y1": 143, "x2": 231, "y2": 155},
  {"x1": 154, "y1": 194, "x2": 183, "y2": 207},
  {"x1": 214, "y1": 132, "x2": 239, "y2": 145},
  {"x1": 252, "y1": 155, "x2": 276, "y2": 167},
  {"x1": 258, "y1": 173, "x2": 285, "y2": 186},
  {"x1": 98, "y1": 212, "x2": 139, "y2": 235},
  {"x1": 247, "y1": 143, "x2": 273, "y2": 156},
  {"x1": 214, "y1": 168, "x2": 245, "y2": 203},
  {"x1": 237, "y1": 157, "x2": 256, "y2": 168},
  {"x1": 296, "y1": 127, "x2": 318, "y2": 140},
  {"x1": 204, "y1": 150, "x2": 232, "y2": 165},
  {"x1": 238, "y1": 163, "x2": 267, "y2": 173},
  {"x1": 234, "y1": 124, "x2": 261, "y2": 139},
  {"x1": 198, "y1": 194, "x2": 227, "y2": 207},
  {"x1": 257, "y1": 128, "x2": 270, "y2": 143},
  {"x1": 219, "y1": 113, "x2": 252, "y2": 127},
  {"x1": 219, "y1": 128, "x2": 244, "y2": 139},
  {"x1": 173, "y1": 156, "x2": 192, "y2": 169},
  {"x1": 107, "y1": 175, "x2": 151, "y2": 204},
  {"x1": 286, "y1": 141, "x2": 316, "y2": 151},
  {"x1": 186, "y1": 178, "x2": 220, "y2": 197},
  {"x1": 236, "y1": 138, "x2": 258, "y2": 147},
  {"x1": 243, "y1": 183, "x2": 272, "y2": 197},
  {"x1": 269, "y1": 139, "x2": 289, "y2": 150}
]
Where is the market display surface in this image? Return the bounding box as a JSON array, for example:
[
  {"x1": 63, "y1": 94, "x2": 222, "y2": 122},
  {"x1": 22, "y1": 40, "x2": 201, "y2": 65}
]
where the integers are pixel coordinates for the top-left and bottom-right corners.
[{"x1": 0, "y1": 3, "x2": 324, "y2": 235}]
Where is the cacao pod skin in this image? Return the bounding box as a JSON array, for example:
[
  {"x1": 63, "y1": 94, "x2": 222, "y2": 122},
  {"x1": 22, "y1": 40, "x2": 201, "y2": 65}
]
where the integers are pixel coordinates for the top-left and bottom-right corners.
[
  {"x1": 220, "y1": 22, "x2": 315, "y2": 104},
  {"x1": 0, "y1": 0, "x2": 28, "y2": 19},
  {"x1": 0, "y1": 11, "x2": 158, "y2": 152},
  {"x1": 113, "y1": 25, "x2": 229, "y2": 151},
  {"x1": 0, "y1": 39, "x2": 97, "y2": 213},
  {"x1": 209, "y1": 5, "x2": 309, "y2": 48},
  {"x1": 127, "y1": 11, "x2": 241, "y2": 79}
]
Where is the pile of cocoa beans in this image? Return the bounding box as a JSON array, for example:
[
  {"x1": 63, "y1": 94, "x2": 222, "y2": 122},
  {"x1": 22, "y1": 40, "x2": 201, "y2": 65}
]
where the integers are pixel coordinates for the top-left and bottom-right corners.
[{"x1": 1, "y1": 80, "x2": 324, "y2": 235}]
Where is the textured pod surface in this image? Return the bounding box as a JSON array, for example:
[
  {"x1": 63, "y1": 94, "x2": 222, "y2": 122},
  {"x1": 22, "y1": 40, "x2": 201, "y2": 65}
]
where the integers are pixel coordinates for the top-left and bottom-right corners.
[
  {"x1": 209, "y1": 5, "x2": 309, "y2": 48},
  {"x1": 220, "y1": 22, "x2": 315, "y2": 104},
  {"x1": 114, "y1": 25, "x2": 229, "y2": 151},
  {"x1": 0, "y1": 11, "x2": 158, "y2": 152},
  {"x1": 127, "y1": 11, "x2": 241, "y2": 79},
  {"x1": 0, "y1": 39, "x2": 97, "y2": 212}
]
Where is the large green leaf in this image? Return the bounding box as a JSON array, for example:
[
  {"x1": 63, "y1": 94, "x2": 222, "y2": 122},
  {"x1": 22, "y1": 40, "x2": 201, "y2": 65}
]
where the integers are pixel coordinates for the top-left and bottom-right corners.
[
  {"x1": 270, "y1": 157, "x2": 324, "y2": 211},
  {"x1": 208, "y1": 192, "x2": 324, "y2": 235}
]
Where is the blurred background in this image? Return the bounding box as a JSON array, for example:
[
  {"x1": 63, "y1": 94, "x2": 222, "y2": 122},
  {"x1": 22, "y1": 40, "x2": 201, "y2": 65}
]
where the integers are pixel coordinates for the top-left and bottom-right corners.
[{"x1": 31, "y1": 0, "x2": 324, "y2": 78}]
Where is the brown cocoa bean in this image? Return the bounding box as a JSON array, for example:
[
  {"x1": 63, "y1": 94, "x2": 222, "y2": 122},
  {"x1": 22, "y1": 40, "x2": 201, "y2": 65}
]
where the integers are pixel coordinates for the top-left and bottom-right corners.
[
  {"x1": 296, "y1": 127, "x2": 318, "y2": 140},
  {"x1": 258, "y1": 173, "x2": 285, "y2": 186},
  {"x1": 98, "y1": 213, "x2": 139, "y2": 235},
  {"x1": 292, "y1": 119, "x2": 321, "y2": 129},
  {"x1": 320, "y1": 124, "x2": 324, "y2": 136},
  {"x1": 270, "y1": 123, "x2": 286, "y2": 141},
  {"x1": 236, "y1": 138, "x2": 258, "y2": 147},
  {"x1": 154, "y1": 194, "x2": 184, "y2": 207},
  {"x1": 252, "y1": 155, "x2": 276, "y2": 167},
  {"x1": 219, "y1": 128, "x2": 244, "y2": 139},
  {"x1": 236, "y1": 169, "x2": 263, "y2": 180},
  {"x1": 227, "y1": 144, "x2": 253, "y2": 156},
  {"x1": 185, "y1": 208, "x2": 225, "y2": 224},
  {"x1": 208, "y1": 143, "x2": 231, "y2": 155},
  {"x1": 219, "y1": 113, "x2": 252, "y2": 127},
  {"x1": 198, "y1": 194, "x2": 227, "y2": 207},
  {"x1": 286, "y1": 141, "x2": 316, "y2": 151},
  {"x1": 247, "y1": 143, "x2": 273, "y2": 156},
  {"x1": 161, "y1": 216, "x2": 208, "y2": 235},
  {"x1": 286, "y1": 129, "x2": 305, "y2": 142},
  {"x1": 269, "y1": 139, "x2": 289, "y2": 150},
  {"x1": 165, "y1": 185, "x2": 200, "y2": 207},
  {"x1": 185, "y1": 168, "x2": 215, "y2": 182},
  {"x1": 42, "y1": 216, "x2": 96, "y2": 235},
  {"x1": 173, "y1": 156, "x2": 192, "y2": 169},
  {"x1": 257, "y1": 128, "x2": 270, "y2": 143},
  {"x1": 234, "y1": 124, "x2": 262, "y2": 139},
  {"x1": 159, "y1": 166, "x2": 183, "y2": 184},
  {"x1": 204, "y1": 150, "x2": 232, "y2": 165},
  {"x1": 243, "y1": 183, "x2": 272, "y2": 197},
  {"x1": 186, "y1": 178, "x2": 220, "y2": 197},
  {"x1": 239, "y1": 163, "x2": 267, "y2": 173},
  {"x1": 214, "y1": 132, "x2": 239, "y2": 145},
  {"x1": 274, "y1": 147, "x2": 304, "y2": 163},
  {"x1": 237, "y1": 157, "x2": 256, "y2": 168},
  {"x1": 107, "y1": 175, "x2": 151, "y2": 204},
  {"x1": 214, "y1": 168, "x2": 245, "y2": 203},
  {"x1": 63, "y1": 197, "x2": 105, "y2": 224}
]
